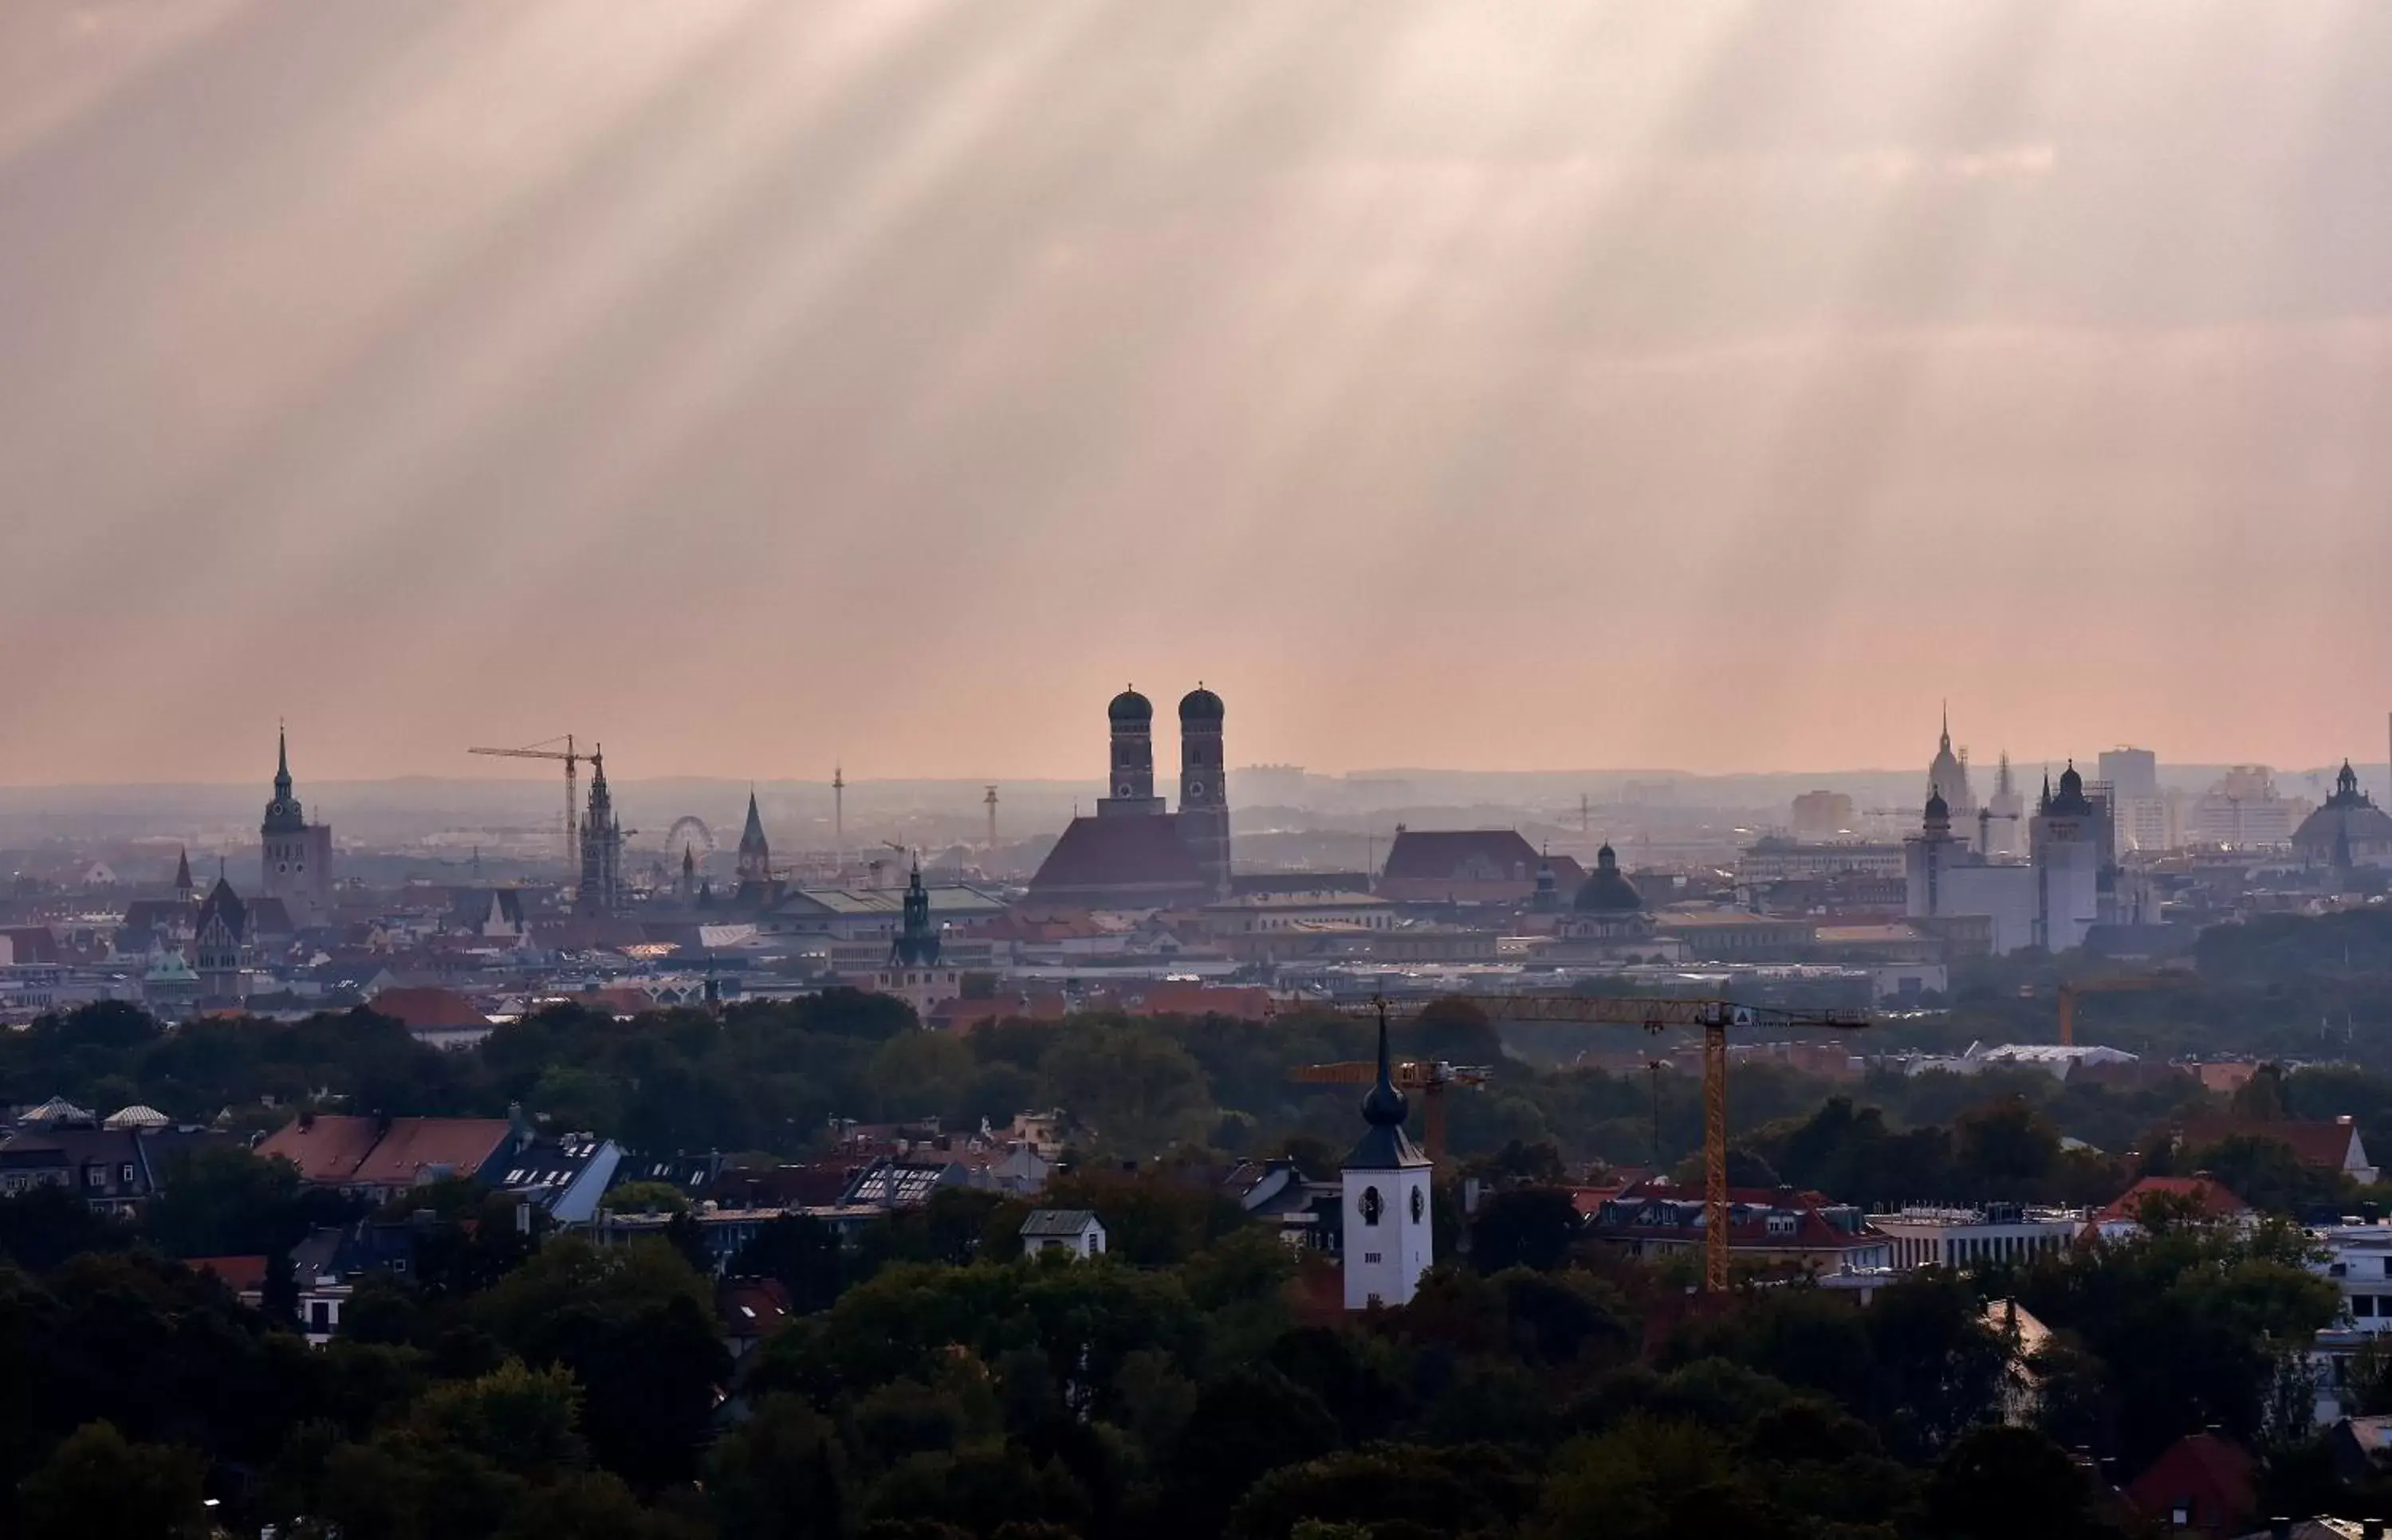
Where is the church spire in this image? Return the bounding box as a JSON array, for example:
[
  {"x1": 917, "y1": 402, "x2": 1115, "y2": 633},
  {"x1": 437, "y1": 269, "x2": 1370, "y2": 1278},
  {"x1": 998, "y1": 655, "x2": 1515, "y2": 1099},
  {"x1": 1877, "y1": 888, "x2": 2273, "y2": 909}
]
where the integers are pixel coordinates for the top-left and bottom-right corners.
[
  {"x1": 1359, "y1": 1000, "x2": 1409, "y2": 1130},
  {"x1": 275, "y1": 722, "x2": 292, "y2": 798}
]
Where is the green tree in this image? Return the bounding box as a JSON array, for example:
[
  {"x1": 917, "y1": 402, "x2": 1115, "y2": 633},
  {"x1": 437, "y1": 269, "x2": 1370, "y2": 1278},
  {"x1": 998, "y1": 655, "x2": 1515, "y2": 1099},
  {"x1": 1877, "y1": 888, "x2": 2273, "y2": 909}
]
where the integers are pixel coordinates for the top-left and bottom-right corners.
[
  {"x1": 710, "y1": 1395, "x2": 854, "y2": 1540},
  {"x1": 1467, "y1": 1188, "x2": 1583, "y2": 1274},
  {"x1": 18, "y1": 1421, "x2": 208, "y2": 1540},
  {"x1": 412, "y1": 1358, "x2": 587, "y2": 1477},
  {"x1": 603, "y1": 1181, "x2": 693, "y2": 1215},
  {"x1": 1041, "y1": 1024, "x2": 1216, "y2": 1154},
  {"x1": 1923, "y1": 1424, "x2": 2107, "y2": 1540}
]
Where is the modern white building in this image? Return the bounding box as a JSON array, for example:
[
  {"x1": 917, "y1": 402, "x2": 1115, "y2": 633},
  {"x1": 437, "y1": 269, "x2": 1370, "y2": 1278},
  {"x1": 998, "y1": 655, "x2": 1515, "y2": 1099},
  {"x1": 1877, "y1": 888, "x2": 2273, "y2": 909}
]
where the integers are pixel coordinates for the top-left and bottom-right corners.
[
  {"x1": 1873, "y1": 1203, "x2": 2085, "y2": 1271},
  {"x1": 1341, "y1": 1016, "x2": 1434, "y2": 1312}
]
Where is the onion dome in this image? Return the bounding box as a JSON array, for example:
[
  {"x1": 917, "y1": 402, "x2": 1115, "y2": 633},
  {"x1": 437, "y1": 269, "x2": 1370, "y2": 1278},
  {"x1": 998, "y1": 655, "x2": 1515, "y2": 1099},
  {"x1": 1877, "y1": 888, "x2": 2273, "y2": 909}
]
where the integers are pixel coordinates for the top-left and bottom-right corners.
[
  {"x1": 1178, "y1": 684, "x2": 1225, "y2": 723},
  {"x1": 1925, "y1": 784, "x2": 1950, "y2": 823},
  {"x1": 1108, "y1": 687, "x2": 1153, "y2": 725},
  {"x1": 1572, "y1": 843, "x2": 1644, "y2": 913}
]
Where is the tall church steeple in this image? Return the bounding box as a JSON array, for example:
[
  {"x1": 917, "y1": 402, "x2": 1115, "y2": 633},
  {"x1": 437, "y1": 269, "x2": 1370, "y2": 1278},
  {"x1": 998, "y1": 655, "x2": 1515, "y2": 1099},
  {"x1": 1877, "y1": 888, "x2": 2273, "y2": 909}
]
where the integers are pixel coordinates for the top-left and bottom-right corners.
[
  {"x1": 736, "y1": 788, "x2": 772, "y2": 887},
  {"x1": 1341, "y1": 1001, "x2": 1432, "y2": 1311}
]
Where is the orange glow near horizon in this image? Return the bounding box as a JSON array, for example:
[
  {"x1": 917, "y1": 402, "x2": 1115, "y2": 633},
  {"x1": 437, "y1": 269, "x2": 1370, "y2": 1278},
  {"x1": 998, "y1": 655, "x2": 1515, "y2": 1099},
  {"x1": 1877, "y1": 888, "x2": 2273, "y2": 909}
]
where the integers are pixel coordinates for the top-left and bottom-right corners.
[{"x1": 6, "y1": 1, "x2": 2392, "y2": 786}]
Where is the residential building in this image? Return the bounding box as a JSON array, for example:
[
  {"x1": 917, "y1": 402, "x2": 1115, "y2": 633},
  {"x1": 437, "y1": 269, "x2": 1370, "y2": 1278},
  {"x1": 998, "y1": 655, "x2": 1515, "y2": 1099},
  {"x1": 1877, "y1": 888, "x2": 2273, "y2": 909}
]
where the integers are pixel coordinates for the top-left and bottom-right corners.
[
  {"x1": 0, "y1": 1098, "x2": 230, "y2": 1213},
  {"x1": 496, "y1": 1134, "x2": 624, "y2": 1226},
  {"x1": 257, "y1": 1110, "x2": 530, "y2": 1204},
  {"x1": 2175, "y1": 1115, "x2": 2378, "y2": 1184},
  {"x1": 2087, "y1": 1175, "x2": 2249, "y2": 1239},
  {"x1": 1586, "y1": 1181, "x2": 1894, "y2": 1274},
  {"x1": 1020, "y1": 1208, "x2": 1107, "y2": 1259}
]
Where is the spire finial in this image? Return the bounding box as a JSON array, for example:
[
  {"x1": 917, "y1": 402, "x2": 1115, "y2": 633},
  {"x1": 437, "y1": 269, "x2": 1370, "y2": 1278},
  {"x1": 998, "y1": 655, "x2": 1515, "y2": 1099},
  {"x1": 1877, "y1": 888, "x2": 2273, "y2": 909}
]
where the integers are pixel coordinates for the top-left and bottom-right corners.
[{"x1": 1360, "y1": 999, "x2": 1410, "y2": 1128}]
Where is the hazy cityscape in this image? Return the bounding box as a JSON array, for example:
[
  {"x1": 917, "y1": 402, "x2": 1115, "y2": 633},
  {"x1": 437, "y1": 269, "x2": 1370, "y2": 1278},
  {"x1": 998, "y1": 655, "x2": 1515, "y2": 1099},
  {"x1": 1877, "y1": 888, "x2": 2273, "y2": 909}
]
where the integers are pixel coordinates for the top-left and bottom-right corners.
[{"x1": 15, "y1": 2, "x2": 2392, "y2": 1538}]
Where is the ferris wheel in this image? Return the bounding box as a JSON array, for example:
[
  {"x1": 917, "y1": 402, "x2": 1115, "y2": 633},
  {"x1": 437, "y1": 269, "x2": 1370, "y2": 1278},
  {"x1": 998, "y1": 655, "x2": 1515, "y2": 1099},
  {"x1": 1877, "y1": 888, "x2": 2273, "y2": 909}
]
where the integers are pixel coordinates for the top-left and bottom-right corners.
[{"x1": 663, "y1": 815, "x2": 717, "y2": 860}]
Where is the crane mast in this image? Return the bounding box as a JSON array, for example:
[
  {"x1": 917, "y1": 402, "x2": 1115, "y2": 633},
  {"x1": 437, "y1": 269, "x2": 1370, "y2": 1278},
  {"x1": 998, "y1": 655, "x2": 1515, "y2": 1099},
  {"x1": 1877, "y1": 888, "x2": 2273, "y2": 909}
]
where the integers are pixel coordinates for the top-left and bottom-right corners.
[
  {"x1": 466, "y1": 735, "x2": 580, "y2": 867},
  {"x1": 1346, "y1": 993, "x2": 1868, "y2": 1294}
]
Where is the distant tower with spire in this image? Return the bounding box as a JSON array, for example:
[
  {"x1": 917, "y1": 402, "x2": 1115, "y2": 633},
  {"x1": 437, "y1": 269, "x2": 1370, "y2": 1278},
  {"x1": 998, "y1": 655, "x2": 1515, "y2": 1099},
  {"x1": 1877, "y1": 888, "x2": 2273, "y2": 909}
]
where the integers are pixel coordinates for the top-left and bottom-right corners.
[
  {"x1": 736, "y1": 789, "x2": 772, "y2": 889},
  {"x1": 258, "y1": 724, "x2": 333, "y2": 922},
  {"x1": 1341, "y1": 1004, "x2": 1434, "y2": 1311},
  {"x1": 889, "y1": 853, "x2": 942, "y2": 968},
  {"x1": 576, "y1": 745, "x2": 623, "y2": 917},
  {"x1": 1926, "y1": 703, "x2": 1978, "y2": 821}
]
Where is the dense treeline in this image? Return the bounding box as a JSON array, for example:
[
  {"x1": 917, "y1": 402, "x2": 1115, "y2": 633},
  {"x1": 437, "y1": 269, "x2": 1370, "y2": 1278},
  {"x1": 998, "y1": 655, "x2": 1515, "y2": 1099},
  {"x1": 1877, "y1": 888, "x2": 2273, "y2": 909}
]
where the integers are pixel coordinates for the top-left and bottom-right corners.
[
  {"x1": 16, "y1": 993, "x2": 2392, "y2": 1178},
  {"x1": 0, "y1": 1166, "x2": 2357, "y2": 1539}
]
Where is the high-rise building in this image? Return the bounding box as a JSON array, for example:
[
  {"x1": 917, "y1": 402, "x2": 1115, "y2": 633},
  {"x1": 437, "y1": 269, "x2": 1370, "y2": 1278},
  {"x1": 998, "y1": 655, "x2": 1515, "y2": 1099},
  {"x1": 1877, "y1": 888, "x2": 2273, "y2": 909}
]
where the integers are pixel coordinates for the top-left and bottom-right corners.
[
  {"x1": 1981, "y1": 752, "x2": 2025, "y2": 858},
  {"x1": 2099, "y1": 747, "x2": 2170, "y2": 852},
  {"x1": 258, "y1": 727, "x2": 333, "y2": 921},
  {"x1": 1341, "y1": 1008, "x2": 1432, "y2": 1311},
  {"x1": 1791, "y1": 790, "x2": 1855, "y2": 839}
]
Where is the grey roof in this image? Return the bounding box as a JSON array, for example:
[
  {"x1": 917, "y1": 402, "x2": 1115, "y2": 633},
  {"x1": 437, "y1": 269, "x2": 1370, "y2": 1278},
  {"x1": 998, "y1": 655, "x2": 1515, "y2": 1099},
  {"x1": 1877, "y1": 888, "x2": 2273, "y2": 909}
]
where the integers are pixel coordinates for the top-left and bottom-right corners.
[
  {"x1": 1020, "y1": 1208, "x2": 1102, "y2": 1237},
  {"x1": 771, "y1": 885, "x2": 1007, "y2": 920}
]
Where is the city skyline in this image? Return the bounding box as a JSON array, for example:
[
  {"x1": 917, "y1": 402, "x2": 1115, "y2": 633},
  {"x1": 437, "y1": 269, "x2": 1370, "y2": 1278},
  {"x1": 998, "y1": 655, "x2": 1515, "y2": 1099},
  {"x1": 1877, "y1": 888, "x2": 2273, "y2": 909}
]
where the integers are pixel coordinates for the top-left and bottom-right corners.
[{"x1": 10, "y1": 2, "x2": 2392, "y2": 782}]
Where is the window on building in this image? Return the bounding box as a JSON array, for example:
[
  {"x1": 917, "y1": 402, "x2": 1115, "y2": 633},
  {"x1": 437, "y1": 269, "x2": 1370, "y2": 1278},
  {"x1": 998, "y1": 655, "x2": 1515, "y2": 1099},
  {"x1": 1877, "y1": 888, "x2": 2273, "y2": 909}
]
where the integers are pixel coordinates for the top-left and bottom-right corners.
[
  {"x1": 121, "y1": 1163, "x2": 136, "y2": 1183},
  {"x1": 309, "y1": 1301, "x2": 330, "y2": 1331},
  {"x1": 2357, "y1": 1294, "x2": 2379, "y2": 1318}
]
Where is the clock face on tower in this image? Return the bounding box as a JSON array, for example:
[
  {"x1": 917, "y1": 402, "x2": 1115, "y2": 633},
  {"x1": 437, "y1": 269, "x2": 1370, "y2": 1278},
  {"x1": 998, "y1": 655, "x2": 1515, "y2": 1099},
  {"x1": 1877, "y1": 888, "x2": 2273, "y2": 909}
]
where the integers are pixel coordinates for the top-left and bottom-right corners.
[
  {"x1": 1359, "y1": 1186, "x2": 1383, "y2": 1224},
  {"x1": 1410, "y1": 1188, "x2": 1426, "y2": 1223}
]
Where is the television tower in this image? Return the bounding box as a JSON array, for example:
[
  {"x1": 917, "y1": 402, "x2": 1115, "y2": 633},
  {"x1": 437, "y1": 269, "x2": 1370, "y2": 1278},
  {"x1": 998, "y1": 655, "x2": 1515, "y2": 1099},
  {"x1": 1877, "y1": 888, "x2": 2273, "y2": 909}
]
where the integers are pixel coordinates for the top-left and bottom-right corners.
[{"x1": 984, "y1": 784, "x2": 999, "y2": 851}]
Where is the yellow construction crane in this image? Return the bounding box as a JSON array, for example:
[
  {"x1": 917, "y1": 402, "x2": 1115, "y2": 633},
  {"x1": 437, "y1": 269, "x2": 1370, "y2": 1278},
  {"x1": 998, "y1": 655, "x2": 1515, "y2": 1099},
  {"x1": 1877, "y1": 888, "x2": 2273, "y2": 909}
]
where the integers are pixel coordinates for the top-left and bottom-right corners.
[
  {"x1": 1332, "y1": 993, "x2": 1869, "y2": 1294},
  {"x1": 2056, "y1": 972, "x2": 2197, "y2": 1047},
  {"x1": 467, "y1": 736, "x2": 580, "y2": 866},
  {"x1": 1286, "y1": 1058, "x2": 1492, "y2": 1169}
]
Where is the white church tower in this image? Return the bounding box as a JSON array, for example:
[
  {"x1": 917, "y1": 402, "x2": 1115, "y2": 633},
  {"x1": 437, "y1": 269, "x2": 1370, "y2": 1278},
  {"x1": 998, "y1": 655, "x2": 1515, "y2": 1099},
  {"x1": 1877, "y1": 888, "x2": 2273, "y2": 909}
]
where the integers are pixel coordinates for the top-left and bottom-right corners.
[{"x1": 1343, "y1": 1007, "x2": 1434, "y2": 1311}]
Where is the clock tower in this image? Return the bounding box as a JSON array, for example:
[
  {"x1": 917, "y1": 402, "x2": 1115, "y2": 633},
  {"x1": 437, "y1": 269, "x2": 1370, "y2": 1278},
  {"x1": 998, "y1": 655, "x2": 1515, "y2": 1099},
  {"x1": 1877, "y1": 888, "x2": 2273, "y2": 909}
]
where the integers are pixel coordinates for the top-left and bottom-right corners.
[{"x1": 1341, "y1": 1006, "x2": 1434, "y2": 1311}]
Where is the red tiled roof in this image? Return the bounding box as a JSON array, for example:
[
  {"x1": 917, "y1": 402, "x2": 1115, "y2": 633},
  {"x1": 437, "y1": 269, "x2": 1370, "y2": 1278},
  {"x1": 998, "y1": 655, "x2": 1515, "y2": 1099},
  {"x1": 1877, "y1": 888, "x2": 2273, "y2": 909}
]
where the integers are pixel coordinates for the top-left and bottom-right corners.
[
  {"x1": 348, "y1": 1118, "x2": 513, "y2": 1189},
  {"x1": 257, "y1": 1114, "x2": 385, "y2": 1184},
  {"x1": 2179, "y1": 1117, "x2": 2362, "y2": 1172},
  {"x1": 1027, "y1": 815, "x2": 1208, "y2": 899},
  {"x1": 1379, "y1": 830, "x2": 1546, "y2": 883},
  {"x1": 2124, "y1": 1432, "x2": 2256, "y2": 1536},
  {"x1": 0, "y1": 927, "x2": 62, "y2": 964},
  {"x1": 2093, "y1": 1175, "x2": 2248, "y2": 1225},
  {"x1": 187, "y1": 1255, "x2": 269, "y2": 1294},
  {"x1": 719, "y1": 1278, "x2": 793, "y2": 1338},
  {"x1": 368, "y1": 985, "x2": 486, "y2": 1031}
]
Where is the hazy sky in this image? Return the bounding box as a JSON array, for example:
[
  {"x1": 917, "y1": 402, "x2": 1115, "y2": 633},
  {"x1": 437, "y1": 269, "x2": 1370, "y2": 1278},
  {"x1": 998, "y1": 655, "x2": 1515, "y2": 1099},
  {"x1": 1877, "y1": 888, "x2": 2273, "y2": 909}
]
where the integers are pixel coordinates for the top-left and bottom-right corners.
[{"x1": 7, "y1": 1, "x2": 2392, "y2": 788}]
